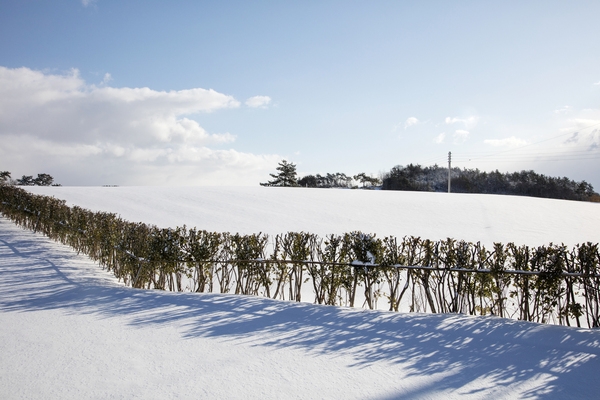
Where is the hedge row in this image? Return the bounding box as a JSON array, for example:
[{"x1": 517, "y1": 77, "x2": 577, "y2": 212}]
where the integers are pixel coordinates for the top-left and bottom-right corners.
[{"x1": 1, "y1": 184, "x2": 600, "y2": 328}]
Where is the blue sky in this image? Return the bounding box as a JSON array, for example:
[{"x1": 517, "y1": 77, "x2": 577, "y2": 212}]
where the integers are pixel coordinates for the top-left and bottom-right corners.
[{"x1": 1, "y1": 0, "x2": 599, "y2": 188}]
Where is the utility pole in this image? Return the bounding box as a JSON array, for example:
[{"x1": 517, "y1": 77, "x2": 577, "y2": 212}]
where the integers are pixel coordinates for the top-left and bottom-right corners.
[{"x1": 448, "y1": 151, "x2": 451, "y2": 193}]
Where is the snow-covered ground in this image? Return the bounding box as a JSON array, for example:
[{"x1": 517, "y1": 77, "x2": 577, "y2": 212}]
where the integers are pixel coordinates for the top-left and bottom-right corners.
[
  {"x1": 2, "y1": 187, "x2": 600, "y2": 399},
  {"x1": 24, "y1": 186, "x2": 600, "y2": 247}
]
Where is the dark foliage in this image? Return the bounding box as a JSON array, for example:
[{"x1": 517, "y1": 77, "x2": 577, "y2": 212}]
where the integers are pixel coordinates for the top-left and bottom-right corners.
[
  {"x1": 382, "y1": 164, "x2": 597, "y2": 201},
  {"x1": 298, "y1": 172, "x2": 353, "y2": 188},
  {"x1": 0, "y1": 171, "x2": 11, "y2": 185},
  {"x1": 260, "y1": 160, "x2": 298, "y2": 187},
  {"x1": 2, "y1": 171, "x2": 59, "y2": 187},
  {"x1": 353, "y1": 173, "x2": 381, "y2": 188},
  {"x1": 33, "y1": 173, "x2": 54, "y2": 186},
  {"x1": 2, "y1": 185, "x2": 600, "y2": 327}
]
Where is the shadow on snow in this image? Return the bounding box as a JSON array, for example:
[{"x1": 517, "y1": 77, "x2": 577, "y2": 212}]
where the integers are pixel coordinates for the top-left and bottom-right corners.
[{"x1": 1, "y1": 217, "x2": 599, "y2": 399}]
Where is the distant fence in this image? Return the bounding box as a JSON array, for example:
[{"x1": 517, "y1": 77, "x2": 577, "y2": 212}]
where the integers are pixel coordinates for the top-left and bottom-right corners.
[{"x1": 1, "y1": 184, "x2": 599, "y2": 328}]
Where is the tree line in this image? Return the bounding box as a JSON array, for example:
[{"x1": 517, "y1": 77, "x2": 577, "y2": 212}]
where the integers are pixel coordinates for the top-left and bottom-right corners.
[
  {"x1": 260, "y1": 160, "x2": 381, "y2": 189},
  {"x1": 260, "y1": 160, "x2": 598, "y2": 202},
  {"x1": 382, "y1": 164, "x2": 598, "y2": 201},
  {"x1": 1, "y1": 171, "x2": 60, "y2": 186}
]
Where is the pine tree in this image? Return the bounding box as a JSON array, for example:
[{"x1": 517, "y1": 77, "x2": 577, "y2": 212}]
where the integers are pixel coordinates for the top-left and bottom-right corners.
[
  {"x1": 17, "y1": 175, "x2": 35, "y2": 186},
  {"x1": 34, "y1": 173, "x2": 54, "y2": 186},
  {"x1": 260, "y1": 160, "x2": 299, "y2": 187},
  {"x1": 0, "y1": 171, "x2": 11, "y2": 185},
  {"x1": 353, "y1": 173, "x2": 381, "y2": 188}
]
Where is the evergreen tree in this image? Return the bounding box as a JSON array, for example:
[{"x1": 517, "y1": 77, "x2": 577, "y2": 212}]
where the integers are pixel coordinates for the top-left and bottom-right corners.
[
  {"x1": 0, "y1": 171, "x2": 11, "y2": 185},
  {"x1": 353, "y1": 173, "x2": 381, "y2": 188},
  {"x1": 260, "y1": 160, "x2": 299, "y2": 187},
  {"x1": 17, "y1": 175, "x2": 35, "y2": 186},
  {"x1": 381, "y1": 164, "x2": 598, "y2": 201},
  {"x1": 13, "y1": 173, "x2": 58, "y2": 186},
  {"x1": 298, "y1": 174, "x2": 318, "y2": 187},
  {"x1": 34, "y1": 173, "x2": 54, "y2": 186}
]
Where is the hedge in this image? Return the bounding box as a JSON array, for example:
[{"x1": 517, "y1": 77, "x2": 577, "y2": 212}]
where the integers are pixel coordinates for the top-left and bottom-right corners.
[{"x1": 1, "y1": 184, "x2": 599, "y2": 328}]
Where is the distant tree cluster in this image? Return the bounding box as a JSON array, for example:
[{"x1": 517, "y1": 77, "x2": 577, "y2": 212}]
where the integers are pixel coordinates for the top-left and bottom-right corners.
[
  {"x1": 260, "y1": 160, "x2": 380, "y2": 189},
  {"x1": 298, "y1": 172, "x2": 353, "y2": 188},
  {"x1": 0, "y1": 171, "x2": 60, "y2": 187},
  {"x1": 260, "y1": 160, "x2": 596, "y2": 201},
  {"x1": 298, "y1": 172, "x2": 381, "y2": 188},
  {"x1": 382, "y1": 164, "x2": 598, "y2": 201}
]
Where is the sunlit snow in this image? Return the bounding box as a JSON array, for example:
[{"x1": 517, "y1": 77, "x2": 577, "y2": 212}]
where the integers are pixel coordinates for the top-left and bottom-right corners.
[{"x1": 1, "y1": 187, "x2": 600, "y2": 399}]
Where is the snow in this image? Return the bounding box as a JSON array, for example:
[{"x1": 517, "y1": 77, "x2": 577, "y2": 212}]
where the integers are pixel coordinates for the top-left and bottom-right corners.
[
  {"x1": 2, "y1": 187, "x2": 600, "y2": 398},
  {"x1": 24, "y1": 186, "x2": 600, "y2": 247}
]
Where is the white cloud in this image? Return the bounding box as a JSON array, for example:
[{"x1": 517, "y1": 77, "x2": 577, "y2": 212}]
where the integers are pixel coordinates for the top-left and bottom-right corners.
[
  {"x1": 445, "y1": 116, "x2": 478, "y2": 129},
  {"x1": 568, "y1": 118, "x2": 600, "y2": 128},
  {"x1": 453, "y1": 130, "x2": 469, "y2": 143},
  {"x1": 594, "y1": 81, "x2": 600, "y2": 86},
  {"x1": 0, "y1": 66, "x2": 278, "y2": 185},
  {"x1": 102, "y1": 73, "x2": 112, "y2": 85},
  {"x1": 245, "y1": 95, "x2": 271, "y2": 108},
  {"x1": 434, "y1": 133, "x2": 445, "y2": 144},
  {"x1": 81, "y1": 0, "x2": 96, "y2": 7},
  {"x1": 554, "y1": 105, "x2": 572, "y2": 114},
  {"x1": 404, "y1": 117, "x2": 419, "y2": 129},
  {"x1": 484, "y1": 136, "x2": 528, "y2": 147},
  {"x1": 561, "y1": 114, "x2": 600, "y2": 150}
]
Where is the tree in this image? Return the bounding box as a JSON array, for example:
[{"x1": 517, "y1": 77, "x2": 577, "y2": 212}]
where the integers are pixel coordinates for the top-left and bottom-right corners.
[
  {"x1": 17, "y1": 175, "x2": 35, "y2": 186},
  {"x1": 34, "y1": 173, "x2": 54, "y2": 186},
  {"x1": 298, "y1": 174, "x2": 318, "y2": 187},
  {"x1": 381, "y1": 164, "x2": 598, "y2": 201},
  {"x1": 260, "y1": 160, "x2": 299, "y2": 187},
  {"x1": 353, "y1": 173, "x2": 381, "y2": 188},
  {"x1": 0, "y1": 171, "x2": 11, "y2": 185},
  {"x1": 325, "y1": 172, "x2": 352, "y2": 188}
]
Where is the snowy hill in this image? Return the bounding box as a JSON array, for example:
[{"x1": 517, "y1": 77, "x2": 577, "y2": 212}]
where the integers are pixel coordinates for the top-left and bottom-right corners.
[
  {"x1": 2, "y1": 187, "x2": 600, "y2": 399},
  {"x1": 25, "y1": 186, "x2": 600, "y2": 247}
]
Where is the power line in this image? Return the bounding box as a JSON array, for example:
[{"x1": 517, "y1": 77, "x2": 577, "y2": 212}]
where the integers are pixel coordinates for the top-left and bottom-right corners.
[
  {"x1": 396, "y1": 122, "x2": 600, "y2": 171},
  {"x1": 459, "y1": 121, "x2": 600, "y2": 163},
  {"x1": 454, "y1": 152, "x2": 600, "y2": 163}
]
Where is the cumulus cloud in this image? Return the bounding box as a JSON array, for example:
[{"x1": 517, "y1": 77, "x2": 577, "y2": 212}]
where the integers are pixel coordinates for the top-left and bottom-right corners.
[
  {"x1": 0, "y1": 66, "x2": 278, "y2": 185},
  {"x1": 245, "y1": 95, "x2": 271, "y2": 108},
  {"x1": 453, "y1": 130, "x2": 470, "y2": 143},
  {"x1": 484, "y1": 136, "x2": 527, "y2": 147},
  {"x1": 434, "y1": 133, "x2": 445, "y2": 144},
  {"x1": 404, "y1": 117, "x2": 419, "y2": 129},
  {"x1": 445, "y1": 116, "x2": 478, "y2": 129}
]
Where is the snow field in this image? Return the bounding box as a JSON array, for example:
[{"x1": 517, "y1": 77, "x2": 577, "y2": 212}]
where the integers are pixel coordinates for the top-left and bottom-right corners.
[
  {"x1": 25, "y1": 186, "x2": 600, "y2": 247},
  {"x1": 21, "y1": 186, "x2": 600, "y2": 325},
  {"x1": 2, "y1": 218, "x2": 599, "y2": 399},
  {"x1": 2, "y1": 187, "x2": 600, "y2": 398}
]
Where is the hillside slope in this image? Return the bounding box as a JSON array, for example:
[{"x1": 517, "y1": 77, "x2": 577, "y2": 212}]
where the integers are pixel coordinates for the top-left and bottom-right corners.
[{"x1": 27, "y1": 186, "x2": 600, "y2": 247}]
